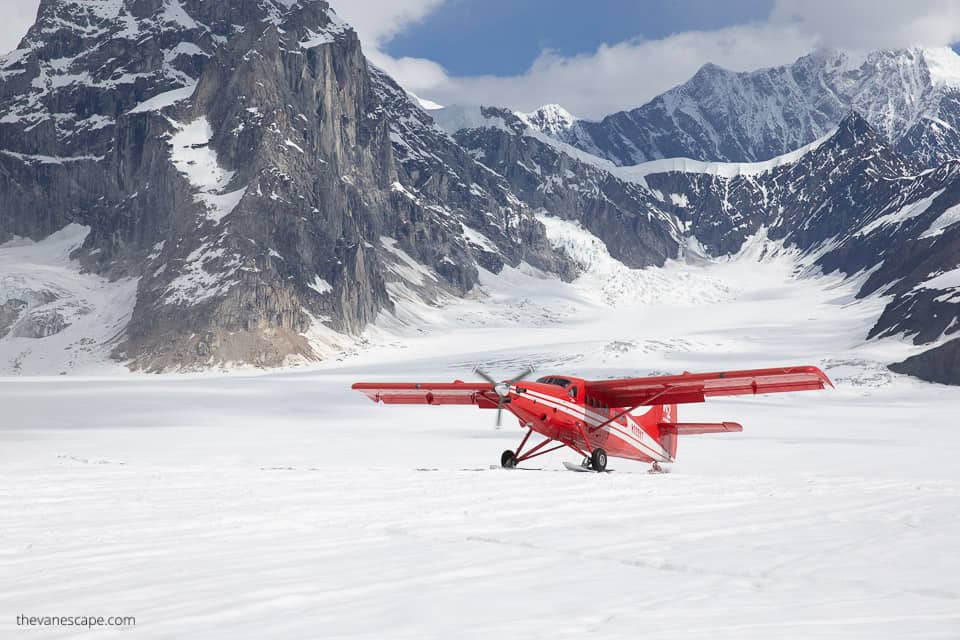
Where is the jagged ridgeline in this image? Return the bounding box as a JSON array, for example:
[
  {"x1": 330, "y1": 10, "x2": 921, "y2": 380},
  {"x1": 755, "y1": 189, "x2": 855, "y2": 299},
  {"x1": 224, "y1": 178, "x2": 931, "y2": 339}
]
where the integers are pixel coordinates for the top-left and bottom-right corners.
[
  {"x1": 0, "y1": 0, "x2": 574, "y2": 370},
  {"x1": 544, "y1": 48, "x2": 960, "y2": 169}
]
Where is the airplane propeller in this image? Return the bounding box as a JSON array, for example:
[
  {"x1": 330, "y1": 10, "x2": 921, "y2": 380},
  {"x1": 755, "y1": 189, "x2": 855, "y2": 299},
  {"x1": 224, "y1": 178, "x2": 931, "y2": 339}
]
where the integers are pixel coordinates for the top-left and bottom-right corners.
[{"x1": 473, "y1": 366, "x2": 534, "y2": 428}]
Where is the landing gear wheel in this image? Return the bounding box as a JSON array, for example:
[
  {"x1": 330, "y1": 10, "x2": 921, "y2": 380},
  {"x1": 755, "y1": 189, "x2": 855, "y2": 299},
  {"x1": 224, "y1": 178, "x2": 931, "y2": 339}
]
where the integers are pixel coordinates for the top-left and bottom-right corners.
[
  {"x1": 501, "y1": 450, "x2": 518, "y2": 468},
  {"x1": 590, "y1": 447, "x2": 608, "y2": 472}
]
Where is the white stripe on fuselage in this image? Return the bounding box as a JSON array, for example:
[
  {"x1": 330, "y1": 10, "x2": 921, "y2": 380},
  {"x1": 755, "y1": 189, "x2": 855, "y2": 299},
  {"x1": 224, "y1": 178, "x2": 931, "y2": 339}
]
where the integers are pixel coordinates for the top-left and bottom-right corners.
[{"x1": 518, "y1": 388, "x2": 672, "y2": 462}]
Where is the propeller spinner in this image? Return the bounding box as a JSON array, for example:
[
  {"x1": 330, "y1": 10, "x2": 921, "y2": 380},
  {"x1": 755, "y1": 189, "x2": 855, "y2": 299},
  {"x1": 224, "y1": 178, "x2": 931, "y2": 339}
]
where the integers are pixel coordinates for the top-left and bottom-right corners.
[{"x1": 473, "y1": 366, "x2": 534, "y2": 427}]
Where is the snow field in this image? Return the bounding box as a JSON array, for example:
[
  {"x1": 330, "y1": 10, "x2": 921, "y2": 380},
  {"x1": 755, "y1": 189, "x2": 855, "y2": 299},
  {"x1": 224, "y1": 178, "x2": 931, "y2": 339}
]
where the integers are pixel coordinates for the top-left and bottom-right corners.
[{"x1": 2, "y1": 222, "x2": 960, "y2": 637}]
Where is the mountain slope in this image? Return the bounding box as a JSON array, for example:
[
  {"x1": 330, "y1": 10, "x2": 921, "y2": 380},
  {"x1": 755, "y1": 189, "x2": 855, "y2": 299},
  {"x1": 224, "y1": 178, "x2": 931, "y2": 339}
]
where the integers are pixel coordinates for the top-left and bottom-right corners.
[
  {"x1": 640, "y1": 113, "x2": 960, "y2": 346},
  {"x1": 436, "y1": 106, "x2": 960, "y2": 363},
  {"x1": 442, "y1": 106, "x2": 681, "y2": 269},
  {"x1": 3, "y1": 5, "x2": 958, "y2": 382},
  {"x1": 0, "y1": 0, "x2": 573, "y2": 372},
  {"x1": 537, "y1": 48, "x2": 960, "y2": 169}
]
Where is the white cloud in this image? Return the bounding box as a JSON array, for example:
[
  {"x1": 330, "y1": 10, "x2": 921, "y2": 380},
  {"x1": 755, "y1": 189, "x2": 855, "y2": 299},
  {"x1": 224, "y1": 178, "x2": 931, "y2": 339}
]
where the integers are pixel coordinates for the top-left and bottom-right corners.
[
  {"x1": 770, "y1": 0, "x2": 960, "y2": 51},
  {"x1": 381, "y1": 23, "x2": 819, "y2": 119},
  {"x1": 0, "y1": 0, "x2": 39, "y2": 55},
  {"x1": 327, "y1": 0, "x2": 444, "y2": 50},
  {"x1": 364, "y1": 0, "x2": 960, "y2": 119}
]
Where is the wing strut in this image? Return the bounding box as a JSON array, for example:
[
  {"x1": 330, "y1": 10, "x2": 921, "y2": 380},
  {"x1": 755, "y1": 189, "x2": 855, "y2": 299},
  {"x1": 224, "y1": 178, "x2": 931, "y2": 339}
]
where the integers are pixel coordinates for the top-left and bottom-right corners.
[{"x1": 588, "y1": 386, "x2": 673, "y2": 433}]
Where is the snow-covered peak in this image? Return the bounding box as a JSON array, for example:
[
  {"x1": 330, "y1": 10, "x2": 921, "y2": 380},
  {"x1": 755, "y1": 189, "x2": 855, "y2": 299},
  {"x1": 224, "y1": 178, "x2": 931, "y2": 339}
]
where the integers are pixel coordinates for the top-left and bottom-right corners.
[
  {"x1": 1, "y1": 0, "x2": 213, "y2": 133},
  {"x1": 298, "y1": 5, "x2": 352, "y2": 47},
  {"x1": 408, "y1": 92, "x2": 443, "y2": 111},
  {"x1": 517, "y1": 104, "x2": 578, "y2": 135},
  {"x1": 0, "y1": 0, "x2": 353, "y2": 139},
  {"x1": 921, "y1": 46, "x2": 960, "y2": 88},
  {"x1": 555, "y1": 45, "x2": 960, "y2": 168}
]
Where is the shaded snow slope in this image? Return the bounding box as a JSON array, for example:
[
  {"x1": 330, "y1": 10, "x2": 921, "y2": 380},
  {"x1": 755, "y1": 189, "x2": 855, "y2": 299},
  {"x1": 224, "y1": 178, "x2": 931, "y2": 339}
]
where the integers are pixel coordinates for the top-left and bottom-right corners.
[
  {"x1": 620, "y1": 127, "x2": 839, "y2": 180},
  {"x1": 0, "y1": 225, "x2": 139, "y2": 375},
  {"x1": 359, "y1": 226, "x2": 914, "y2": 378},
  {"x1": 168, "y1": 116, "x2": 246, "y2": 224}
]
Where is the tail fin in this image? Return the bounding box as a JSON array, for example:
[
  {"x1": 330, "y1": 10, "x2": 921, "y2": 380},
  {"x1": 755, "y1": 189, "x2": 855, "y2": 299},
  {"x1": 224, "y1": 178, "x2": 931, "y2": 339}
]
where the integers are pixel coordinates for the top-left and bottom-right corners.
[
  {"x1": 654, "y1": 403, "x2": 680, "y2": 460},
  {"x1": 640, "y1": 402, "x2": 744, "y2": 462}
]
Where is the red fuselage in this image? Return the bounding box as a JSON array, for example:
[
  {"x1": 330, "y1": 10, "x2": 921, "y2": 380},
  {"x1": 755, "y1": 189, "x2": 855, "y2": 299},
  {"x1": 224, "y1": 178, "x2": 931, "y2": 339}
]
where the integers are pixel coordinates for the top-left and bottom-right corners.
[
  {"x1": 353, "y1": 365, "x2": 830, "y2": 468},
  {"x1": 505, "y1": 377, "x2": 676, "y2": 463}
]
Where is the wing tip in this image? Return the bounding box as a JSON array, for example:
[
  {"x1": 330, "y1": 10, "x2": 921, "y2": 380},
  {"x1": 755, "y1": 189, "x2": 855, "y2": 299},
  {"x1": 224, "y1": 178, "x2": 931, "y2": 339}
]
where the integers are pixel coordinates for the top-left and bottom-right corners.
[
  {"x1": 786, "y1": 365, "x2": 834, "y2": 389},
  {"x1": 809, "y1": 365, "x2": 835, "y2": 389},
  {"x1": 351, "y1": 382, "x2": 381, "y2": 403}
]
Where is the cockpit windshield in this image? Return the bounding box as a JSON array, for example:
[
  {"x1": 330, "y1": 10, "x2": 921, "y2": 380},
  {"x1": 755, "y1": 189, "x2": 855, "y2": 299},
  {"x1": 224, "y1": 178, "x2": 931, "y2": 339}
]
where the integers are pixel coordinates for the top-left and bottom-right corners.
[{"x1": 536, "y1": 376, "x2": 571, "y2": 388}]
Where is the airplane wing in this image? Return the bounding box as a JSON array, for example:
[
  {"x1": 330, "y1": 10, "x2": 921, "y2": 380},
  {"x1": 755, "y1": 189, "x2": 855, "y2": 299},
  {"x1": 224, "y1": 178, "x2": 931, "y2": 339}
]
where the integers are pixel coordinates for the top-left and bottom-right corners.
[
  {"x1": 352, "y1": 381, "x2": 499, "y2": 408},
  {"x1": 584, "y1": 365, "x2": 832, "y2": 408}
]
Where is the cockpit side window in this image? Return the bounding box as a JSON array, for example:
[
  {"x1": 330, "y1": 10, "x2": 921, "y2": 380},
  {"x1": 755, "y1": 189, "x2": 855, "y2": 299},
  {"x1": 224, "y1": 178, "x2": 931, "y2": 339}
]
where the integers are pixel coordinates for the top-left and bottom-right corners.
[{"x1": 537, "y1": 377, "x2": 572, "y2": 389}]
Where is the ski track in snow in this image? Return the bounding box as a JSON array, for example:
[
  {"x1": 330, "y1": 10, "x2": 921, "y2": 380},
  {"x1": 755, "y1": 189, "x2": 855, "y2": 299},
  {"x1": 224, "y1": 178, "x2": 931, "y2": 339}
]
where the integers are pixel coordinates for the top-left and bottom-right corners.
[{"x1": 2, "y1": 232, "x2": 960, "y2": 638}]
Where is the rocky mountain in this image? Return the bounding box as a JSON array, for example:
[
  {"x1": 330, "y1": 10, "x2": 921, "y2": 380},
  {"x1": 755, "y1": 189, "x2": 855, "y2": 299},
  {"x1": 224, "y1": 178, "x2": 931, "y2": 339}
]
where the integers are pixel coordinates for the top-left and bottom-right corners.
[
  {"x1": 516, "y1": 104, "x2": 578, "y2": 137},
  {"x1": 642, "y1": 114, "x2": 919, "y2": 255},
  {"x1": 2, "y1": 2, "x2": 958, "y2": 382},
  {"x1": 0, "y1": 0, "x2": 573, "y2": 371},
  {"x1": 890, "y1": 337, "x2": 960, "y2": 385},
  {"x1": 438, "y1": 106, "x2": 681, "y2": 269},
  {"x1": 534, "y1": 48, "x2": 960, "y2": 169},
  {"x1": 641, "y1": 113, "x2": 960, "y2": 345},
  {"x1": 435, "y1": 106, "x2": 960, "y2": 377}
]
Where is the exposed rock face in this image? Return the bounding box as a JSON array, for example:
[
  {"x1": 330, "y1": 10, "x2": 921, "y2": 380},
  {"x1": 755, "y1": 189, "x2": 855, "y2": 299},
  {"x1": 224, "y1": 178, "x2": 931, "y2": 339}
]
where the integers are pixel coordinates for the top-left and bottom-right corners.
[
  {"x1": 449, "y1": 107, "x2": 680, "y2": 269},
  {"x1": 3, "y1": 3, "x2": 960, "y2": 383},
  {"x1": 535, "y1": 48, "x2": 960, "y2": 169},
  {"x1": 643, "y1": 114, "x2": 921, "y2": 255},
  {"x1": 890, "y1": 338, "x2": 960, "y2": 385},
  {"x1": 119, "y1": 2, "x2": 406, "y2": 370},
  {"x1": 643, "y1": 113, "x2": 960, "y2": 345},
  {"x1": 0, "y1": 298, "x2": 29, "y2": 338},
  {"x1": 438, "y1": 108, "x2": 960, "y2": 359},
  {"x1": 0, "y1": 277, "x2": 92, "y2": 341},
  {"x1": 367, "y1": 68, "x2": 575, "y2": 281},
  {"x1": 1, "y1": 0, "x2": 574, "y2": 371}
]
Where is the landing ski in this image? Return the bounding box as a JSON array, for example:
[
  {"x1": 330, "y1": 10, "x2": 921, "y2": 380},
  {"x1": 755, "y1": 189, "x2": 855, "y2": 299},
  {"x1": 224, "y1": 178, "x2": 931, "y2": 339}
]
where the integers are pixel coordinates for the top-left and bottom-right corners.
[{"x1": 563, "y1": 461, "x2": 613, "y2": 473}]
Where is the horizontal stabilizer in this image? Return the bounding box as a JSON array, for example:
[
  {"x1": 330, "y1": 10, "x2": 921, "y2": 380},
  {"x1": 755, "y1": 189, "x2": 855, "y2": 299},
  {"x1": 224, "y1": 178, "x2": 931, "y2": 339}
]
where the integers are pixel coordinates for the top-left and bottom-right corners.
[{"x1": 659, "y1": 422, "x2": 743, "y2": 435}]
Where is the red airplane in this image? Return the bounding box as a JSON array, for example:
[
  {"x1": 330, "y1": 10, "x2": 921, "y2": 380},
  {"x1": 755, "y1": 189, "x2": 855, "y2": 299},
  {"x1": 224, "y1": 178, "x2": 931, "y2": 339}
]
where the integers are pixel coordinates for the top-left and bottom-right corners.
[{"x1": 353, "y1": 365, "x2": 833, "y2": 472}]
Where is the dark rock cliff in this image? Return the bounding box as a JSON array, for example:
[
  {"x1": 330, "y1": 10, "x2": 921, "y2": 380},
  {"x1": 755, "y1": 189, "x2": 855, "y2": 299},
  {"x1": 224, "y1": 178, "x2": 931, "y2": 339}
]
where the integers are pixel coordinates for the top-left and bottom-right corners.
[
  {"x1": 890, "y1": 338, "x2": 960, "y2": 385},
  {"x1": 0, "y1": 0, "x2": 574, "y2": 370}
]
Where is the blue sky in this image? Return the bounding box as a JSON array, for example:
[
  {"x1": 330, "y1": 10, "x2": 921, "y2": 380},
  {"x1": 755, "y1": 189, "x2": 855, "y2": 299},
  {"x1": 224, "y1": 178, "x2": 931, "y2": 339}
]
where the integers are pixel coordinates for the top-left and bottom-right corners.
[{"x1": 387, "y1": 0, "x2": 775, "y2": 76}]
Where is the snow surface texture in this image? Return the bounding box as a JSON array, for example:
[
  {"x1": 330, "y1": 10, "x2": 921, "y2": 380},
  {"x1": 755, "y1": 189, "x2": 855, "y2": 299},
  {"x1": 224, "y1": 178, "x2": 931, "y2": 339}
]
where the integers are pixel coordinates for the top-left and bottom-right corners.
[
  {"x1": 621, "y1": 127, "x2": 839, "y2": 180},
  {"x1": 2, "y1": 227, "x2": 959, "y2": 638},
  {"x1": 857, "y1": 189, "x2": 945, "y2": 237},
  {"x1": 127, "y1": 82, "x2": 197, "y2": 114},
  {"x1": 0, "y1": 225, "x2": 138, "y2": 375},
  {"x1": 168, "y1": 117, "x2": 247, "y2": 224}
]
